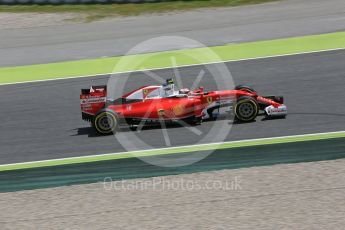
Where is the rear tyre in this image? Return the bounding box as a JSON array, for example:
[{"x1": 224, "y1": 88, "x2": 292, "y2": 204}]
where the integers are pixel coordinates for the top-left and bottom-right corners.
[
  {"x1": 235, "y1": 85, "x2": 256, "y2": 93},
  {"x1": 234, "y1": 96, "x2": 259, "y2": 122},
  {"x1": 93, "y1": 110, "x2": 119, "y2": 134}
]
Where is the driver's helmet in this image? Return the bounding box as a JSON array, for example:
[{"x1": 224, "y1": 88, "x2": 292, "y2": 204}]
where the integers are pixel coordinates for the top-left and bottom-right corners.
[{"x1": 162, "y1": 78, "x2": 175, "y2": 97}]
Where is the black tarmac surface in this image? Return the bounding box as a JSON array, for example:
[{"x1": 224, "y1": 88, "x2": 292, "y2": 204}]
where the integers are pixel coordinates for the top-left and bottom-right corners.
[{"x1": 1, "y1": 50, "x2": 345, "y2": 164}]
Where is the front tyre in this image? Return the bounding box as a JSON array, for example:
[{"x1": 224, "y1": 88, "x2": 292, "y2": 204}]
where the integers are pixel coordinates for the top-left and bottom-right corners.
[
  {"x1": 234, "y1": 85, "x2": 256, "y2": 93},
  {"x1": 93, "y1": 110, "x2": 119, "y2": 134},
  {"x1": 234, "y1": 96, "x2": 259, "y2": 122}
]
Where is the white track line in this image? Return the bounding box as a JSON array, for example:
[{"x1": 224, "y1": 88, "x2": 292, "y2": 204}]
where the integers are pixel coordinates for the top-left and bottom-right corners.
[
  {"x1": 1, "y1": 47, "x2": 344, "y2": 87},
  {"x1": 1, "y1": 130, "x2": 345, "y2": 168}
]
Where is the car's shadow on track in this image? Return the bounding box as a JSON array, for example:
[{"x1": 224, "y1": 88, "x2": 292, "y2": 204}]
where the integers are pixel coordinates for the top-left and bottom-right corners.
[
  {"x1": 260, "y1": 116, "x2": 286, "y2": 121},
  {"x1": 72, "y1": 114, "x2": 281, "y2": 138},
  {"x1": 72, "y1": 122, "x2": 204, "y2": 138},
  {"x1": 259, "y1": 111, "x2": 345, "y2": 121},
  {"x1": 288, "y1": 112, "x2": 345, "y2": 117},
  {"x1": 72, "y1": 116, "x2": 233, "y2": 138},
  {"x1": 71, "y1": 127, "x2": 104, "y2": 137}
]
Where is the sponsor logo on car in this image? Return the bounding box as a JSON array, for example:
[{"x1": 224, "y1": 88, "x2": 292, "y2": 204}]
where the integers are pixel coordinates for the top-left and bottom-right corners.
[
  {"x1": 173, "y1": 104, "x2": 185, "y2": 116},
  {"x1": 143, "y1": 88, "x2": 150, "y2": 97},
  {"x1": 80, "y1": 97, "x2": 106, "y2": 104},
  {"x1": 265, "y1": 105, "x2": 287, "y2": 115}
]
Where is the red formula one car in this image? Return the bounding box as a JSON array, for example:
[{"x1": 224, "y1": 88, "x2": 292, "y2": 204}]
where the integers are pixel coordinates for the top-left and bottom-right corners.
[{"x1": 80, "y1": 79, "x2": 287, "y2": 134}]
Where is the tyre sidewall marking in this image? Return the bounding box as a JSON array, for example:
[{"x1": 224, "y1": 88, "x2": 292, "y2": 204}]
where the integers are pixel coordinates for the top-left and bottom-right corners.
[
  {"x1": 95, "y1": 112, "x2": 117, "y2": 134},
  {"x1": 235, "y1": 99, "x2": 258, "y2": 121}
]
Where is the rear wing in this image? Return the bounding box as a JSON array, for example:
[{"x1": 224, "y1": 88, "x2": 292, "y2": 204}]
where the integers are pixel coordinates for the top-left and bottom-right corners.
[{"x1": 80, "y1": 85, "x2": 107, "y2": 120}]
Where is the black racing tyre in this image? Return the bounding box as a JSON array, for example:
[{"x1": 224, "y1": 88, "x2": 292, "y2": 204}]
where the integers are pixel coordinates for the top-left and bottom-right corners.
[
  {"x1": 93, "y1": 110, "x2": 119, "y2": 134},
  {"x1": 234, "y1": 96, "x2": 259, "y2": 122},
  {"x1": 234, "y1": 85, "x2": 256, "y2": 93}
]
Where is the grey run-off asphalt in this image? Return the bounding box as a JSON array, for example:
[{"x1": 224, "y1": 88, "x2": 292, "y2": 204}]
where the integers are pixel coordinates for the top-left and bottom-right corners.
[{"x1": 1, "y1": 0, "x2": 345, "y2": 66}]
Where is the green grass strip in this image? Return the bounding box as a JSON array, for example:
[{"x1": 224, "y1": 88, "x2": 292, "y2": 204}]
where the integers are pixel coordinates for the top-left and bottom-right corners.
[
  {"x1": 1, "y1": 31, "x2": 345, "y2": 85},
  {"x1": 1, "y1": 131, "x2": 345, "y2": 172}
]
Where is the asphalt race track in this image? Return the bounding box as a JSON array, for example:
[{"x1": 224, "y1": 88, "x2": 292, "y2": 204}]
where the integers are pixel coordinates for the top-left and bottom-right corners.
[{"x1": 1, "y1": 49, "x2": 345, "y2": 164}]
